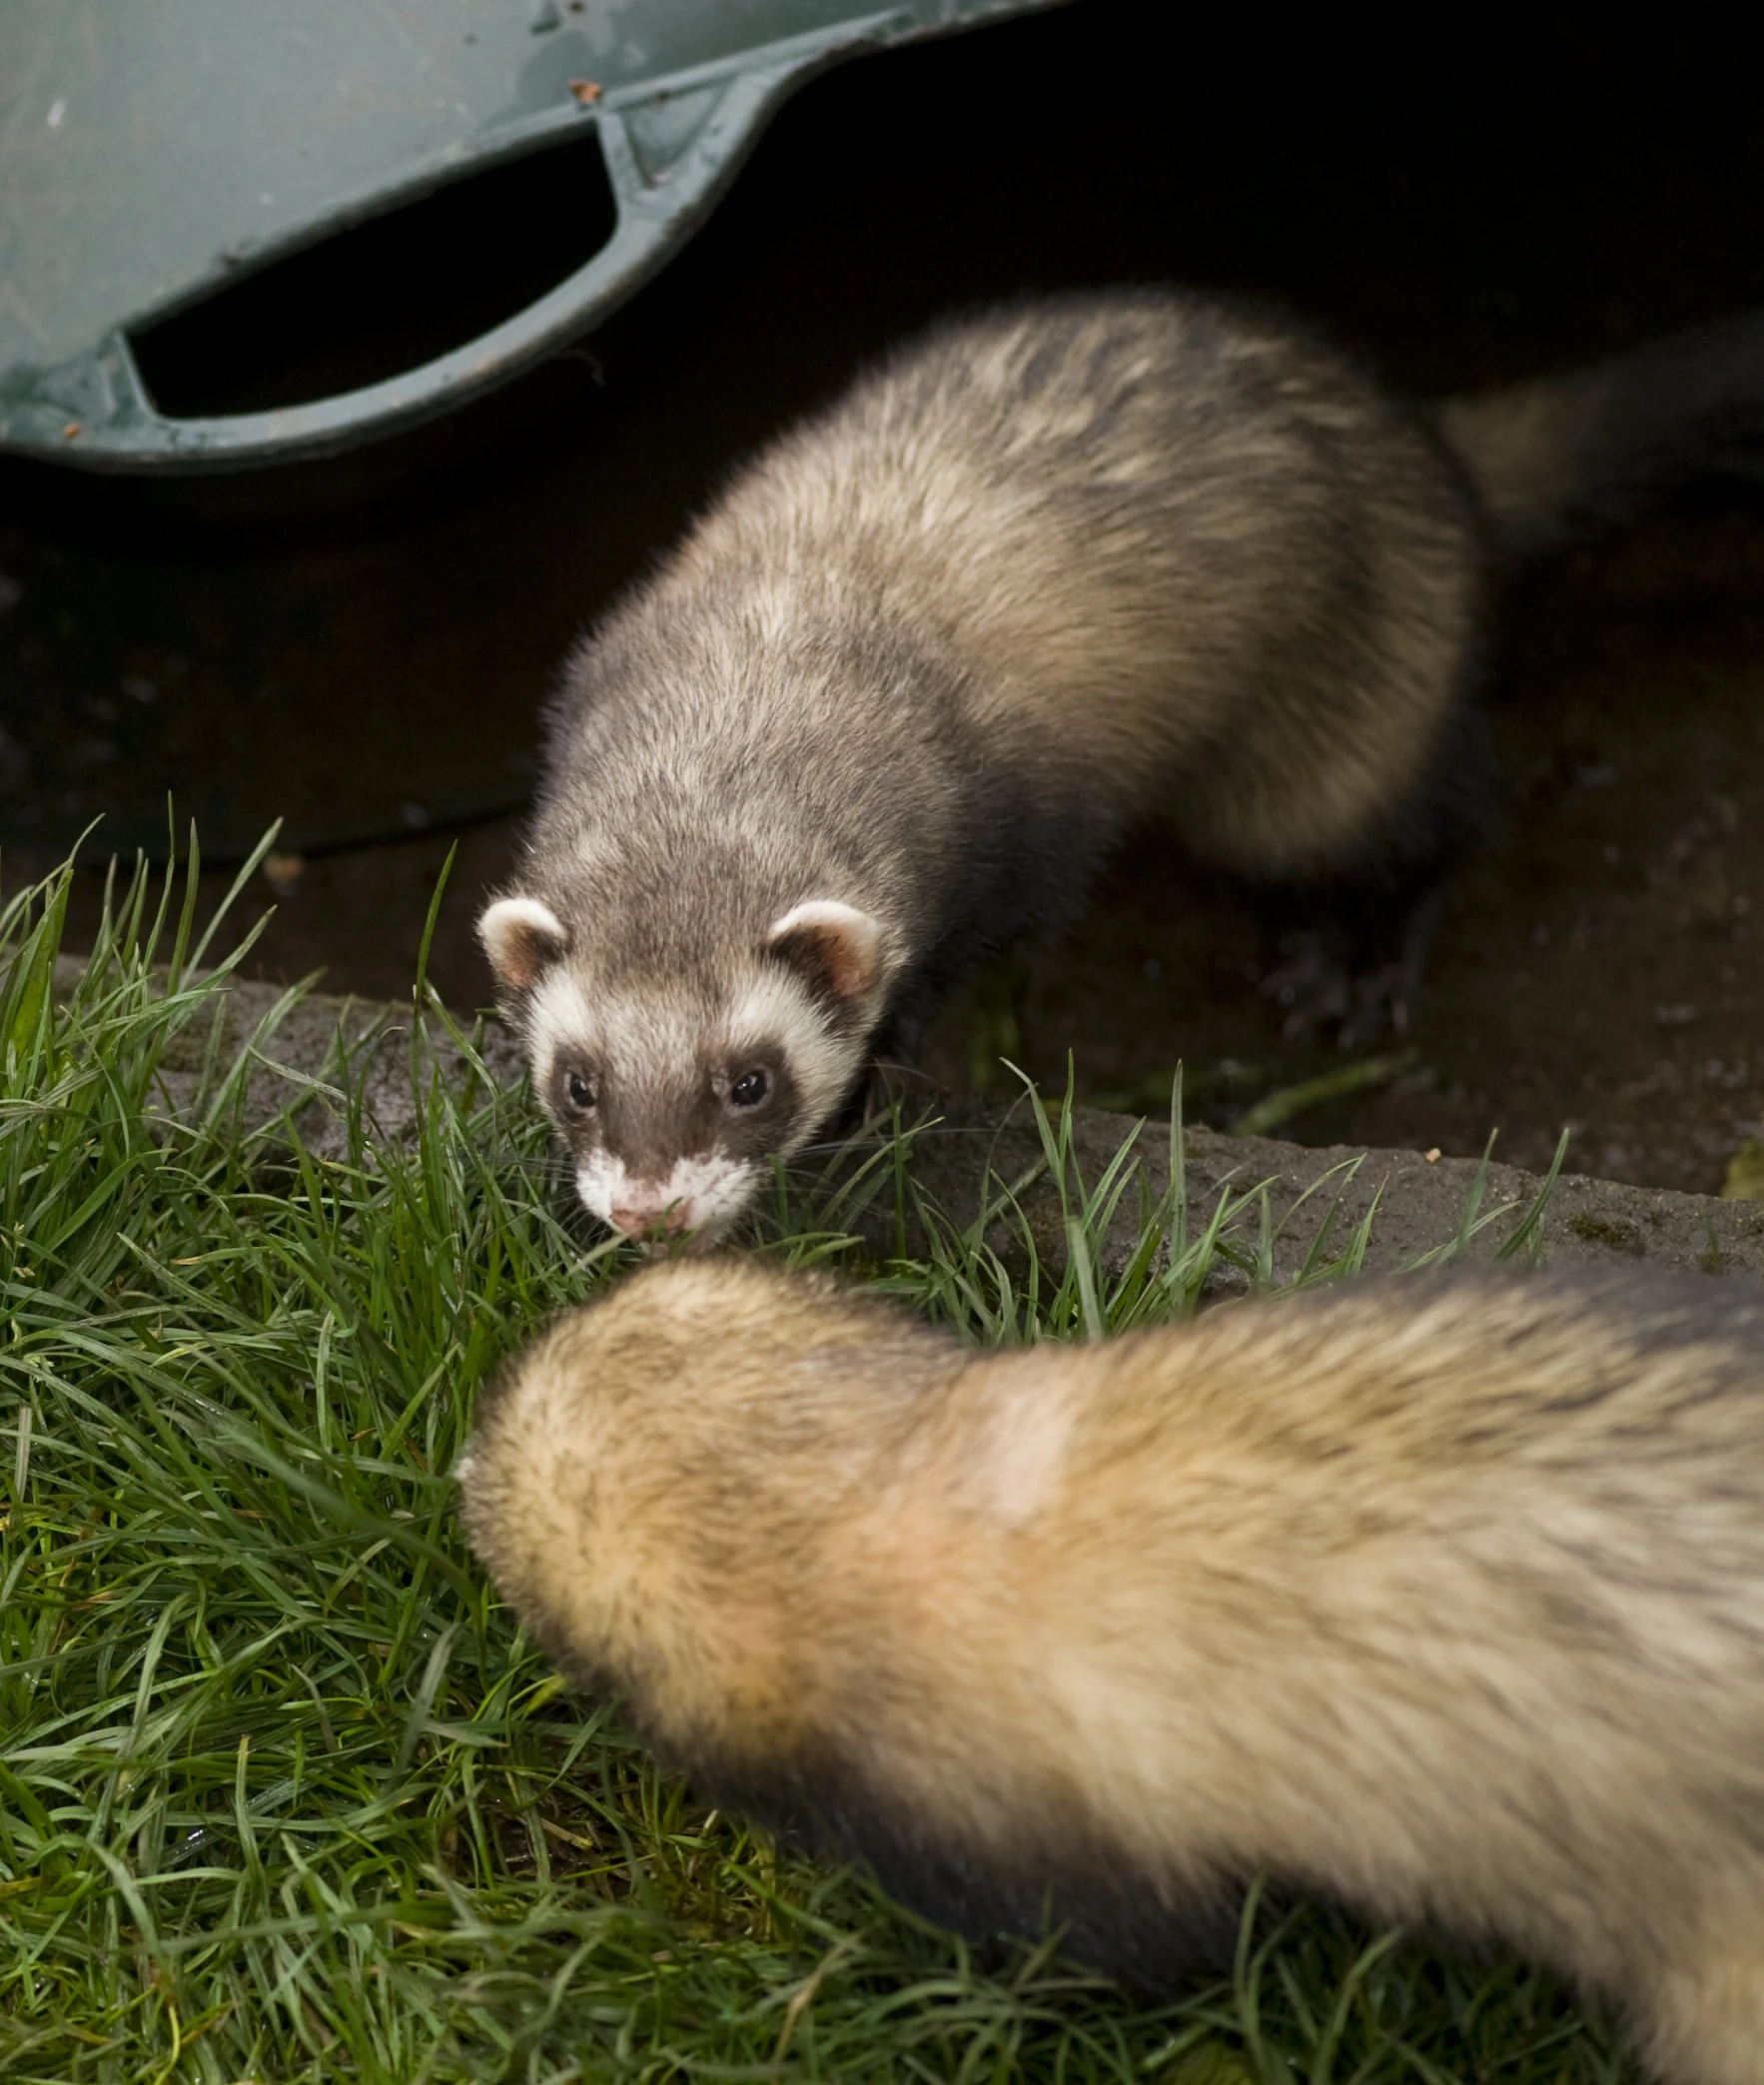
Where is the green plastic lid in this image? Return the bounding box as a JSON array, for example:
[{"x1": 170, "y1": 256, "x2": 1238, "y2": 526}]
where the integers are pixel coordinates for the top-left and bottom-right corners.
[{"x1": 0, "y1": 0, "x2": 1047, "y2": 472}]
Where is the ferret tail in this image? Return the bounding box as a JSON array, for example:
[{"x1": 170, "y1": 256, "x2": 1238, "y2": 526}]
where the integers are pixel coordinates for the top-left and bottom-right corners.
[{"x1": 1434, "y1": 311, "x2": 1764, "y2": 558}]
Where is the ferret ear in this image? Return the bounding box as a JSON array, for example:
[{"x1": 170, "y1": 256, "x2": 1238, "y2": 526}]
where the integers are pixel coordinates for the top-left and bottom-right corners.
[
  {"x1": 766, "y1": 899, "x2": 888, "y2": 1012},
  {"x1": 478, "y1": 895, "x2": 569, "y2": 992}
]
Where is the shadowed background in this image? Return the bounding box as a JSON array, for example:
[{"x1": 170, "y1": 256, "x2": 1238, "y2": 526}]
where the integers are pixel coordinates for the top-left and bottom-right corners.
[{"x1": 2, "y1": 0, "x2": 1760, "y2": 1190}]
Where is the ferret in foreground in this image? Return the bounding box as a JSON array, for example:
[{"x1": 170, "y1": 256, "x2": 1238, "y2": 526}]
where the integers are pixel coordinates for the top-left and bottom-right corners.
[
  {"x1": 460, "y1": 1257, "x2": 1764, "y2": 2085},
  {"x1": 478, "y1": 292, "x2": 1764, "y2": 1241}
]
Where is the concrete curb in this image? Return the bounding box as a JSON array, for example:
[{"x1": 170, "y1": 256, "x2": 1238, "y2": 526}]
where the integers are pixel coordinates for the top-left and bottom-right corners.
[
  {"x1": 878, "y1": 1097, "x2": 1764, "y2": 1290},
  {"x1": 106, "y1": 962, "x2": 1764, "y2": 1288}
]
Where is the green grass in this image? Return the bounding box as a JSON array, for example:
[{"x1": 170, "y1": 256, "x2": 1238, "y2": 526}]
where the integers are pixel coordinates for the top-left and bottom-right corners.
[{"x1": 0, "y1": 844, "x2": 1620, "y2": 2085}]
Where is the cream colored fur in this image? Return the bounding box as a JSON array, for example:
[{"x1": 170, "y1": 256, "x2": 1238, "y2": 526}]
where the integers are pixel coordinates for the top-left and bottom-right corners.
[{"x1": 462, "y1": 1258, "x2": 1764, "y2": 2083}]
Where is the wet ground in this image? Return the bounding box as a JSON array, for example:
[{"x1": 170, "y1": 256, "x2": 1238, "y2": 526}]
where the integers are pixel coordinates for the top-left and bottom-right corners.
[{"x1": 3, "y1": 1, "x2": 1761, "y2": 1194}]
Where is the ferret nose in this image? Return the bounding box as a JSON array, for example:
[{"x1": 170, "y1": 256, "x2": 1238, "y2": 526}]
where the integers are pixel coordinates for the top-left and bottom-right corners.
[{"x1": 609, "y1": 1194, "x2": 691, "y2": 1239}]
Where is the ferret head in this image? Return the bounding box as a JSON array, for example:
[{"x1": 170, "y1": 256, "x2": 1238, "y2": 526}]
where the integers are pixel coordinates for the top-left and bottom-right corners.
[
  {"x1": 477, "y1": 889, "x2": 895, "y2": 1246},
  {"x1": 456, "y1": 1264, "x2": 802, "y2": 1733},
  {"x1": 456, "y1": 1260, "x2": 953, "y2": 1748}
]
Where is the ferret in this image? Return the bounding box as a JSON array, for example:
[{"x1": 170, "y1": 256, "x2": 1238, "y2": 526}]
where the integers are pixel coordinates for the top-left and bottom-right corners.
[
  {"x1": 477, "y1": 292, "x2": 1764, "y2": 1241},
  {"x1": 460, "y1": 1255, "x2": 1764, "y2": 2085}
]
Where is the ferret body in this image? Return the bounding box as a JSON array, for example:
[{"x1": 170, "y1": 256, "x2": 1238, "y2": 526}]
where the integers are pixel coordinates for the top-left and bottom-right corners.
[
  {"x1": 461, "y1": 1257, "x2": 1764, "y2": 2084},
  {"x1": 478, "y1": 292, "x2": 1764, "y2": 1240}
]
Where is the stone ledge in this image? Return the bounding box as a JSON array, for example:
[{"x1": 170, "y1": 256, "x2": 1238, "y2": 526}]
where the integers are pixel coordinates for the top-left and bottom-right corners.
[
  {"x1": 885, "y1": 1097, "x2": 1764, "y2": 1288},
  {"x1": 80, "y1": 960, "x2": 1764, "y2": 1287}
]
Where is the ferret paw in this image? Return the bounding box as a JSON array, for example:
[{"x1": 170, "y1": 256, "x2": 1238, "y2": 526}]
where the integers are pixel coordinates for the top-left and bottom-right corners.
[
  {"x1": 1261, "y1": 938, "x2": 1351, "y2": 1040},
  {"x1": 1261, "y1": 940, "x2": 1411, "y2": 1049},
  {"x1": 1262, "y1": 892, "x2": 1440, "y2": 1051}
]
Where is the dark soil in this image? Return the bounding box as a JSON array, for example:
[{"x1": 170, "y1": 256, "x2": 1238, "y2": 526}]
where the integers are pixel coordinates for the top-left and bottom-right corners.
[
  {"x1": 3, "y1": 0, "x2": 1761, "y2": 1195},
  {"x1": 938, "y1": 500, "x2": 1764, "y2": 1195}
]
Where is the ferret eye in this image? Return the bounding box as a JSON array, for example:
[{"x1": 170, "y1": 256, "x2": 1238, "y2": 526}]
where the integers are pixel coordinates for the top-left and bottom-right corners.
[
  {"x1": 564, "y1": 1069, "x2": 596, "y2": 1112},
  {"x1": 728, "y1": 1068, "x2": 769, "y2": 1109}
]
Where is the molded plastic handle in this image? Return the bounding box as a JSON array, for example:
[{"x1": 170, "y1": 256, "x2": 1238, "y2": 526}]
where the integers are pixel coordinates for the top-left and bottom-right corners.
[
  {"x1": 5, "y1": 0, "x2": 1053, "y2": 472},
  {"x1": 16, "y1": 55, "x2": 815, "y2": 473}
]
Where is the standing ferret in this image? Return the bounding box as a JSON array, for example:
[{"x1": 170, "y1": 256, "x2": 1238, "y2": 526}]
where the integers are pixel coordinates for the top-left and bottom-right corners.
[
  {"x1": 478, "y1": 292, "x2": 1764, "y2": 1242},
  {"x1": 459, "y1": 1256, "x2": 1764, "y2": 2085}
]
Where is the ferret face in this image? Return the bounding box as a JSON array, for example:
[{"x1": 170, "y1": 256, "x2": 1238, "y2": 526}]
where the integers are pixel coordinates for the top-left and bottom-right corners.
[
  {"x1": 526, "y1": 964, "x2": 859, "y2": 1243},
  {"x1": 478, "y1": 893, "x2": 893, "y2": 1245}
]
